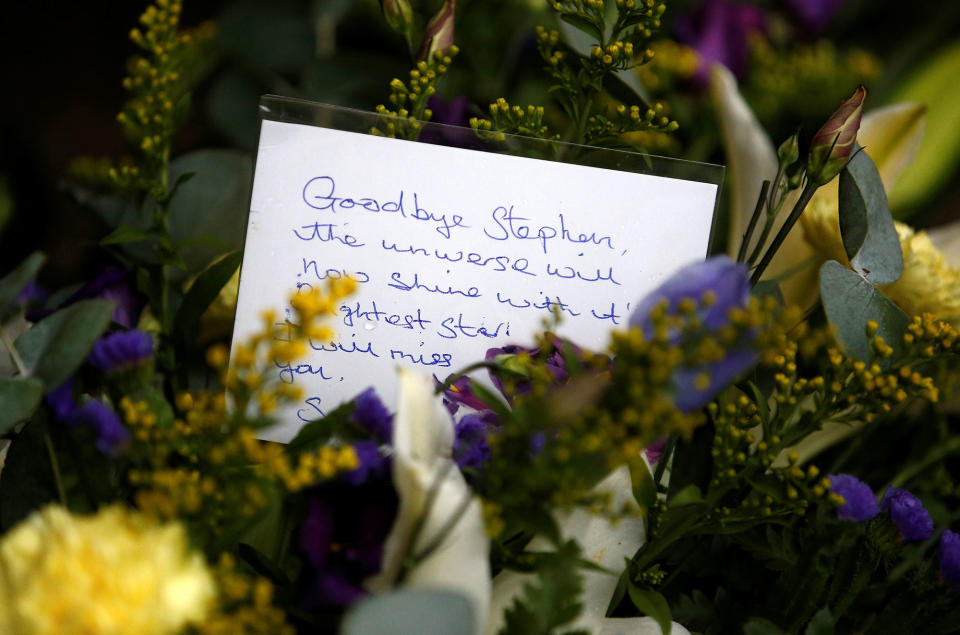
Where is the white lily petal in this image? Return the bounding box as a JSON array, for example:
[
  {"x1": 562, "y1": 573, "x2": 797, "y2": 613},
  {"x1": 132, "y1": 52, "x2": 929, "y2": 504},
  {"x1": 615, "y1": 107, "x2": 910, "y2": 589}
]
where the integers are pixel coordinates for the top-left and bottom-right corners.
[
  {"x1": 488, "y1": 466, "x2": 681, "y2": 634},
  {"x1": 709, "y1": 63, "x2": 778, "y2": 257},
  {"x1": 367, "y1": 369, "x2": 490, "y2": 635},
  {"x1": 857, "y1": 102, "x2": 926, "y2": 196}
]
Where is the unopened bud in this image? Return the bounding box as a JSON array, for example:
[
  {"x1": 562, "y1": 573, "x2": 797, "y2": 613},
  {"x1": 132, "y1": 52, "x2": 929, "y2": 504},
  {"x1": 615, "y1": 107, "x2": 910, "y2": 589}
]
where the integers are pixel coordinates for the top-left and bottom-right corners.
[
  {"x1": 417, "y1": 0, "x2": 455, "y2": 61},
  {"x1": 379, "y1": 0, "x2": 414, "y2": 35},
  {"x1": 808, "y1": 85, "x2": 867, "y2": 185},
  {"x1": 777, "y1": 133, "x2": 799, "y2": 167}
]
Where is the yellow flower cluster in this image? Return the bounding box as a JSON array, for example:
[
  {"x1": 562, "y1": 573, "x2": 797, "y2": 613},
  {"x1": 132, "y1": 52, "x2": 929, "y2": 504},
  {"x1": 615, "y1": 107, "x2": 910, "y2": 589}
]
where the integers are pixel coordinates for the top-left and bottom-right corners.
[
  {"x1": 372, "y1": 47, "x2": 459, "y2": 140},
  {"x1": 471, "y1": 97, "x2": 557, "y2": 141},
  {"x1": 236, "y1": 427, "x2": 359, "y2": 491},
  {"x1": 198, "y1": 554, "x2": 293, "y2": 635},
  {"x1": 0, "y1": 505, "x2": 215, "y2": 635}
]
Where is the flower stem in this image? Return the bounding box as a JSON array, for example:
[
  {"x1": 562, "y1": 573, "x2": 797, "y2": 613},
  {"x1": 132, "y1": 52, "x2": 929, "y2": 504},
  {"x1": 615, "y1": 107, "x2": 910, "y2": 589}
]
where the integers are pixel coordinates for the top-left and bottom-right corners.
[
  {"x1": 43, "y1": 429, "x2": 67, "y2": 506},
  {"x1": 0, "y1": 324, "x2": 27, "y2": 377},
  {"x1": 736, "y1": 180, "x2": 770, "y2": 263},
  {"x1": 750, "y1": 181, "x2": 819, "y2": 285}
]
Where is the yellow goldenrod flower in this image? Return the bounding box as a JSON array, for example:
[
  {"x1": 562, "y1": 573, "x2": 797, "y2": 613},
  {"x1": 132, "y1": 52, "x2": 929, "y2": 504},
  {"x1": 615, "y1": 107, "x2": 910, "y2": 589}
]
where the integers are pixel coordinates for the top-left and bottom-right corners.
[{"x1": 0, "y1": 505, "x2": 215, "y2": 635}]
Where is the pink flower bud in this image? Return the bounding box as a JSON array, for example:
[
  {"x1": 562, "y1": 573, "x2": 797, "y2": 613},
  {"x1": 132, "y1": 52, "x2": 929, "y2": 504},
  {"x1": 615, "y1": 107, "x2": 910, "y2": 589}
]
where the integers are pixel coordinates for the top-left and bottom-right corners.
[
  {"x1": 807, "y1": 85, "x2": 867, "y2": 185},
  {"x1": 417, "y1": 0, "x2": 455, "y2": 61}
]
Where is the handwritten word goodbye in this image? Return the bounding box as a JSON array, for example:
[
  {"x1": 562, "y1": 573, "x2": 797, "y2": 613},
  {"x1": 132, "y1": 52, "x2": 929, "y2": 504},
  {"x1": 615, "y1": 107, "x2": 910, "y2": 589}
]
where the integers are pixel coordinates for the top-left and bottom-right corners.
[{"x1": 302, "y1": 175, "x2": 469, "y2": 239}]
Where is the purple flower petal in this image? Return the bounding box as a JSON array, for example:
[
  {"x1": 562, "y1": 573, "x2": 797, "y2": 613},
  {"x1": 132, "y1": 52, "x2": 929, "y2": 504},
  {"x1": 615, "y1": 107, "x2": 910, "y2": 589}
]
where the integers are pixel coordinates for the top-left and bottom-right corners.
[
  {"x1": 351, "y1": 388, "x2": 393, "y2": 444},
  {"x1": 881, "y1": 487, "x2": 934, "y2": 542},
  {"x1": 343, "y1": 441, "x2": 389, "y2": 486},
  {"x1": 645, "y1": 437, "x2": 668, "y2": 465},
  {"x1": 453, "y1": 413, "x2": 495, "y2": 470},
  {"x1": 675, "y1": 0, "x2": 766, "y2": 84},
  {"x1": 828, "y1": 474, "x2": 879, "y2": 522},
  {"x1": 940, "y1": 530, "x2": 960, "y2": 589},
  {"x1": 46, "y1": 379, "x2": 76, "y2": 423},
  {"x1": 783, "y1": 0, "x2": 844, "y2": 33},
  {"x1": 672, "y1": 349, "x2": 757, "y2": 412},
  {"x1": 69, "y1": 400, "x2": 130, "y2": 456}
]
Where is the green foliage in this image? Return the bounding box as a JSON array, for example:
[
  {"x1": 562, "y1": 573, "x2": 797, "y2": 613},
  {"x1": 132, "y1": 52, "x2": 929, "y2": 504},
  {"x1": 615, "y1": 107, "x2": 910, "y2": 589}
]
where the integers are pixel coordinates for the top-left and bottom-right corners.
[
  {"x1": 372, "y1": 46, "x2": 460, "y2": 139},
  {"x1": 343, "y1": 589, "x2": 476, "y2": 635},
  {"x1": 500, "y1": 540, "x2": 588, "y2": 635},
  {"x1": 819, "y1": 260, "x2": 909, "y2": 363},
  {"x1": 838, "y1": 150, "x2": 903, "y2": 285},
  {"x1": 14, "y1": 299, "x2": 115, "y2": 389},
  {"x1": 0, "y1": 252, "x2": 45, "y2": 320},
  {"x1": 471, "y1": 0, "x2": 676, "y2": 148},
  {"x1": 0, "y1": 377, "x2": 43, "y2": 434},
  {"x1": 627, "y1": 584, "x2": 673, "y2": 635}
]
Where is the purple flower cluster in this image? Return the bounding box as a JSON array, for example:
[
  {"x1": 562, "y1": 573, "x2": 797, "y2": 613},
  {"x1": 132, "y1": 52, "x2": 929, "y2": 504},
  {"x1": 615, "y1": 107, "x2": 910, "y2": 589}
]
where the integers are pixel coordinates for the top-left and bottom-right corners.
[
  {"x1": 298, "y1": 480, "x2": 398, "y2": 608},
  {"x1": 940, "y1": 530, "x2": 960, "y2": 589},
  {"x1": 629, "y1": 256, "x2": 756, "y2": 412},
  {"x1": 89, "y1": 330, "x2": 154, "y2": 373},
  {"x1": 675, "y1": 0, "x2": 766, "y2": 84},
  {"x1": 29, "y1": 266, "x2": 144, "y2": 328},
  {"x1": 881, "y1": 487, "x2": 934, "y2": 542},
  {"x1": 783, "y1": 0, "x2": 845, "y2": 34},
  {"x1": 828, "y1": 474, "x2": 878, "y2": 522},
  {"x1": 46, "y1": 382, "x2": 130, "y2": 456}
]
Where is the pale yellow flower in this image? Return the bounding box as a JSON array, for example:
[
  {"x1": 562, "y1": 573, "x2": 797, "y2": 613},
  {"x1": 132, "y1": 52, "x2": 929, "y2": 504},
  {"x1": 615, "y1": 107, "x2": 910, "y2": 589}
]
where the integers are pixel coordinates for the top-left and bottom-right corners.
[{"x1": 0, "y1": 505, "x2": 215, "y2": 635}]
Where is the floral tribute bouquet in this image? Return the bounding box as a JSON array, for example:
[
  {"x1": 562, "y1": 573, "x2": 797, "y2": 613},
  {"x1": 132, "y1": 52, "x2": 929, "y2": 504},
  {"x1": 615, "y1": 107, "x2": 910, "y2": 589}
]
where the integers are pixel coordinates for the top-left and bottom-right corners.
[{"x1": 2, "y1": 1, "x2": 960, "y2": 634}]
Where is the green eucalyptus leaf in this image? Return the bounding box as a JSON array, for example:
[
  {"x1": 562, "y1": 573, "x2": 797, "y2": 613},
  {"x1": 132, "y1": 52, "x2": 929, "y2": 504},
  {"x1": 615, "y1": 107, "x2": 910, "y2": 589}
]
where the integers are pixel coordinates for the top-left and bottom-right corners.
[
  {"x1": 626, "y1": 585, "x2": 672, "y2": 635},
  {"x1": 15, "y1": 299, "x2": 115, "y2": 388},
  {"x1": 167, "y1": 149, "x2": 252, "y2": 279},
  {"x1": 0, "y1": 419, "x2": 58, "y2": 531},
  {"x1": 744, "y1": 617, "x2": 787, "y2": 635},
  {"x1": 558, "y1": 14, "x2": 603, "y2": 44},
  {"x1": 838, "y1": 149, "x2": 903, "y2": 285},
  {"x1": 819, "y1": 260, "x2": 909, "y2": 363},
  {"x1": 174, "y1": 252, "x2": 242, "y2": 352},
  {"x1": 804, "y1": 608, "x2": 835, "y2": 635},
  {"x1": 0, "y1": 377, "x2": 43, "y2": 434},
  {"x1": 342, "y1": 589, "x2": 474, "y2": 635},
  {"x1": 0, "y1": 252, "x2": 45, "y2": 316},
  {"x1": 100, "y1": 224, "x2": 153, "y2": 246}
]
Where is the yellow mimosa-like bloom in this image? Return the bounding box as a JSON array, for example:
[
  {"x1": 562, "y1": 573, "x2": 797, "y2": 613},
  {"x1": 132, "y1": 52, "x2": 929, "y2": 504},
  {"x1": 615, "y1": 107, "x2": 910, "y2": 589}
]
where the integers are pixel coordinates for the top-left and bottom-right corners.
[{"x1": 0, "y1": 505, "x2": 215, "y2": 635}]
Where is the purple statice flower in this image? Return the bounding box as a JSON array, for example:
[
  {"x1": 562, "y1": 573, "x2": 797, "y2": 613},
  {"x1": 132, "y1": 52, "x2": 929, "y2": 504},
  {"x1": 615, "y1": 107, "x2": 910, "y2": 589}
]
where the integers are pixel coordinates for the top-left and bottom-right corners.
[
  {"x1": 351, "y1": 388, "x2": 393, "y2": 444},
  {"x1": 89, "y1": 330, "x2": 154, "y2": 373},
  {"x1": 46, "y1": 379, "x2": 77, "y2": 422},
  {"x1": 783, "y1": 0, "x2": 844, "y2": 34},
  {"x1": 69, "y1": 400, "x2": 130, "y2": 456},
  {"x1": 645, "y1": 437, "x2": 668, "y2": 466},
  {"x1": 343, "y1": 440, "x2": 389, "y2": 486},
  {"x1": 940, "y1": 530, "x2": 960, "y2": 589},
  {"x1": 881, "y1": 487, "x2": 934, "y2": 542},
  {"x1": 299, "y1": 480, "x2": 398, "y2": 609},
  {"x1": 29, "y1": 266, "x2": 144, "y2": 328},
  {"x1": 675, "y1": 0, "x2": 766, "y2": 84},
  {"x1": 828, "y1": 473, "x2": 879, "y2": 522},
  {"x1": 629, "y1": 256, "x2": 756, "y2": 412},
  {"x1": 453, "y1": 412, "x2": 497, "y2": 471}
]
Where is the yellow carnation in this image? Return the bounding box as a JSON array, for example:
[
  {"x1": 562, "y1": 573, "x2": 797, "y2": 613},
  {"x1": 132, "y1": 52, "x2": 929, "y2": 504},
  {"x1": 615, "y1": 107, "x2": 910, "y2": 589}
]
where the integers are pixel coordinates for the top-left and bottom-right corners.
[{"x1": 0, "y1": 505, "x2": 215, "y2": 635}]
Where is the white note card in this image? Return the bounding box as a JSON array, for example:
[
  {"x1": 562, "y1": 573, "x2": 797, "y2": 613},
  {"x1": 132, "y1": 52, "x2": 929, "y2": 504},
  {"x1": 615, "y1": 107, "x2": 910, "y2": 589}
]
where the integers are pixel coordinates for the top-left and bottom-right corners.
[{"x1": 233, "y1": 119, "x2": 719, "y2": 441}]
